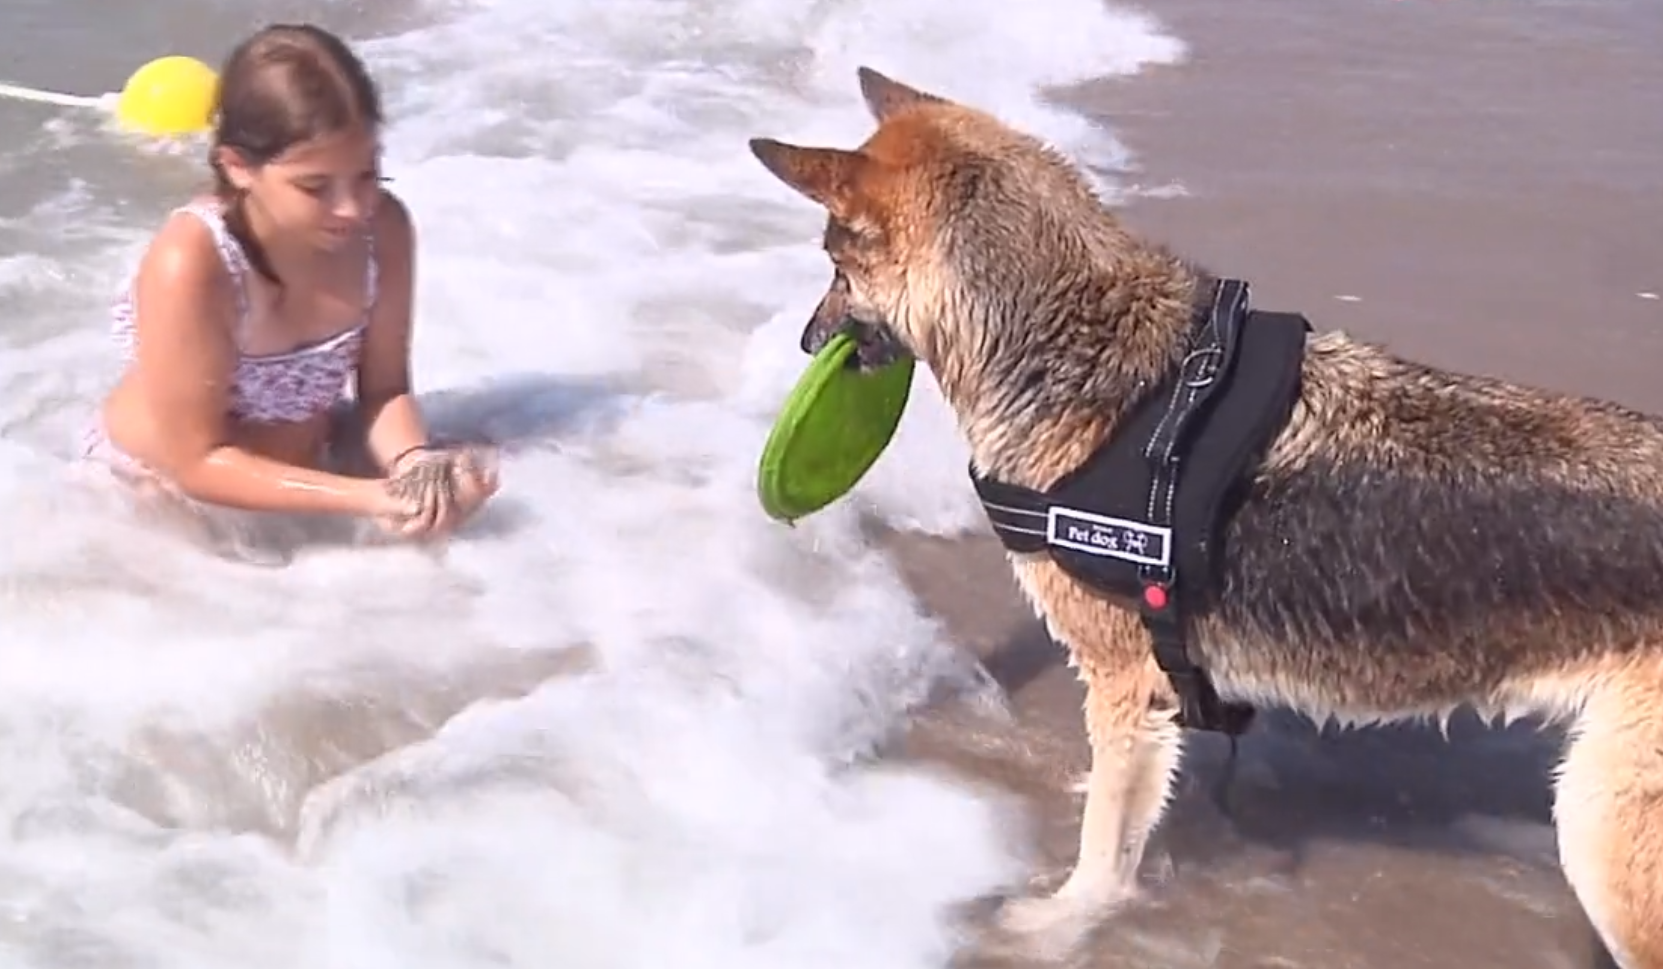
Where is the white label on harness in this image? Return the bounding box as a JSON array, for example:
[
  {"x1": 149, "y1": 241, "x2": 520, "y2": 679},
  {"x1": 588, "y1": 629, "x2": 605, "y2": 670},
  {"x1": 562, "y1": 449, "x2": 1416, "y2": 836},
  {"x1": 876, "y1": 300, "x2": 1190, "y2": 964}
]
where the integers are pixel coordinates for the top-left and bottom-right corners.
[{"x1": 1046, "y1": 506, "x2": 1172, "y2": 567}]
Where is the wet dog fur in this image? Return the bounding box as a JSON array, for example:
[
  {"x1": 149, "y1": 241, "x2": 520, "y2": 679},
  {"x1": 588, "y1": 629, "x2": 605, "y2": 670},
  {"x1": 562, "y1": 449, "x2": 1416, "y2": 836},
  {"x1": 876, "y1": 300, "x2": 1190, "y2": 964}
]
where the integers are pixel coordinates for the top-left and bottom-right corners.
[{"x1": 747, "y1": 69, "x2": 1663, "y2": 968}]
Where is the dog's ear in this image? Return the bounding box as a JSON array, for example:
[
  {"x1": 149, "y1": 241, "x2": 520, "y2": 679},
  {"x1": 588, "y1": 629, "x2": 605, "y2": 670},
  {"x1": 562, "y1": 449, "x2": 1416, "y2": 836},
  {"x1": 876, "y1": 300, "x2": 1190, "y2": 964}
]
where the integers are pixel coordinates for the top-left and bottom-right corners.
[
  {"x1": 748, "y1": 138, "x2": 868, "y2": 217},
  {"x1": 857, "y1": 67, "x2": 947, "y2": 123}
]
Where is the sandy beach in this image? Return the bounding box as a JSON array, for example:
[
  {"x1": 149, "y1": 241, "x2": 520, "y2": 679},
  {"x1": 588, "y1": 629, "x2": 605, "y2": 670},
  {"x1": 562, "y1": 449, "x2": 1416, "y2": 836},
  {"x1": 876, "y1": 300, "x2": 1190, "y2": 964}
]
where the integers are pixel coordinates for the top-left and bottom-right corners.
[{"x1": 885, "y1": 1, "x2": 1663, "y2": 966}]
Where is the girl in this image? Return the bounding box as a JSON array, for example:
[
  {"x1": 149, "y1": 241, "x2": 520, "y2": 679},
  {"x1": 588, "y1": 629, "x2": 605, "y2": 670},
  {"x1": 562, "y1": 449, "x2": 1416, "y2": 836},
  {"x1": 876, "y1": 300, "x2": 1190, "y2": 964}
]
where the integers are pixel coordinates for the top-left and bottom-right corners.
[{"x1": 86, "y1": 23, "x2": 496, "y2": 542}]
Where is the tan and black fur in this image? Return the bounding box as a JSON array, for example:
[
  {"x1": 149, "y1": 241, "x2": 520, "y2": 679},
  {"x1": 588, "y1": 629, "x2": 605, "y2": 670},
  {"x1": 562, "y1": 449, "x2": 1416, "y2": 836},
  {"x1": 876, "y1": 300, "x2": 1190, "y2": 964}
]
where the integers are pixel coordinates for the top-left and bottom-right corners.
[{"x1": 749, "y1": 68, "x2": 1663, "y2": 967}]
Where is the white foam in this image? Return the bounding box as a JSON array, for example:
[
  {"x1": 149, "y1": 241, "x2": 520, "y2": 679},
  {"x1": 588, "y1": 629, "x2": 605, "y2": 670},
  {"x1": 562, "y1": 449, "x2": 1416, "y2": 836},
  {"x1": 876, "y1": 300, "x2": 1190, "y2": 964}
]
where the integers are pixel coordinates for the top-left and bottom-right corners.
[{"x1": 0, "y1": 0, "x2": 1183, "y2": 964}]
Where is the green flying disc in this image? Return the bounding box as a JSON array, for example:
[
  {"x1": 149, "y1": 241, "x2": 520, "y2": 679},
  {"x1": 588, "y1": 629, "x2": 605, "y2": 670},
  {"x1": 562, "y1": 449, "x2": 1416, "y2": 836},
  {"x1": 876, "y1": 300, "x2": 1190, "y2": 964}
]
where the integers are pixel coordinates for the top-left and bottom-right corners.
[{"x1": 757, "y1": 331, "x2": 916, "y2": 523}]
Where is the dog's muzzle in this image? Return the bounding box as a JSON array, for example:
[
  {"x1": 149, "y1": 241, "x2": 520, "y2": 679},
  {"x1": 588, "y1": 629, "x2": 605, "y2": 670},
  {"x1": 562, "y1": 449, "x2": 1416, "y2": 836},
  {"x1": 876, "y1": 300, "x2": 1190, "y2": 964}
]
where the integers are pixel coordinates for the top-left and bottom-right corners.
[
  {"x1": 797, "y1": 271, "x2": 909, "y2": 372},
  {"x1": 801, "y1": 316, "x2": 907, "y2": 372}
]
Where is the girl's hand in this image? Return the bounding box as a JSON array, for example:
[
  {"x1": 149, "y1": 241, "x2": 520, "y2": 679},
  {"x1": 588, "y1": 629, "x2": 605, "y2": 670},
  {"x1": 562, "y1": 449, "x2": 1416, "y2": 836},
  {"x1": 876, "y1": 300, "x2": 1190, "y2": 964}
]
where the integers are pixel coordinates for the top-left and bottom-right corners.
[
  {"x1": 376, "y1": 445, "x2": 500, "y2": 541},
  {"x1": 359, "y1": 477, "x2": 424, "y2": 538},
  {"x1": 449, "y1": 446, "x2": 500, "y2": 521}
]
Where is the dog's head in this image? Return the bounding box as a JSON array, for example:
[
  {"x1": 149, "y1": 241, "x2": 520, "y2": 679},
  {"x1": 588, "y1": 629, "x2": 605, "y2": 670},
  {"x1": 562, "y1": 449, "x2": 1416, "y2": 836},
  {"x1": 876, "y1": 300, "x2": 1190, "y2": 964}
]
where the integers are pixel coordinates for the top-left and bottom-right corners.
[{"x1": 748, "y1": 68, "x2": 1117, "y2": 382}]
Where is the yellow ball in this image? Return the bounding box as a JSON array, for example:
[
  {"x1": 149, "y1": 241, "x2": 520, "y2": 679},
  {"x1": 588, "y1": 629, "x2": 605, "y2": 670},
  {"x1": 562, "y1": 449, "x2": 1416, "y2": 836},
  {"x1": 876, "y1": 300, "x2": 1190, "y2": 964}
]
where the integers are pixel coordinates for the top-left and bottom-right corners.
[{"x1": 116, "y1": 55, "x2": 219, "y2": 137}]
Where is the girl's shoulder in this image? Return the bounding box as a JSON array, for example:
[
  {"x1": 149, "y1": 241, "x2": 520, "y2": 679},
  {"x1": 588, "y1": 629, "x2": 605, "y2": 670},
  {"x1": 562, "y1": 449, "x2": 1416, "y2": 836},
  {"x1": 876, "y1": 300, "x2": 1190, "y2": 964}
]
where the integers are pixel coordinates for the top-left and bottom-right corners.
[
  {"x1": 131, "y1": 199, "x2": 241, "y2": 306},
  {"x1": 371, "y1": 186, "x2": 414, "y2": 250}
]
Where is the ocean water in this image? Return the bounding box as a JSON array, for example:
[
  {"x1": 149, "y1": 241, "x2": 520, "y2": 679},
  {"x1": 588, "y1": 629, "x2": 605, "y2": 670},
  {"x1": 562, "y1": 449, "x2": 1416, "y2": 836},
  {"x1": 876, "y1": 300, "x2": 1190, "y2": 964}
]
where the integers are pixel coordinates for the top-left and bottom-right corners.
[{"x1": 0, "y1": 1, "x2": 1185, "y2": 966}]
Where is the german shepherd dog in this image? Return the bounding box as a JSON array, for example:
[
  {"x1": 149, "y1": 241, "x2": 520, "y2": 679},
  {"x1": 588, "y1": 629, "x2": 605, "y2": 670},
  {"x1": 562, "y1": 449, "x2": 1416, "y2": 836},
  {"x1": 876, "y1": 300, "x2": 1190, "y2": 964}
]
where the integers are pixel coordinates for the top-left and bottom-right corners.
[{"x1": 748, "y1": 69, "x2": 1663, "y2": 967}]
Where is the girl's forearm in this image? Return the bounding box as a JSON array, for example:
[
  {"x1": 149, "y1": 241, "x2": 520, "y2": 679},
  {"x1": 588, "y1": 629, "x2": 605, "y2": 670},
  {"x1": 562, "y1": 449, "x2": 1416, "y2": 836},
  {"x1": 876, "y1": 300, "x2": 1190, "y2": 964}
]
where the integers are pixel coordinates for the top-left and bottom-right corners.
[
  {"x1": 358, "y1": 391, "x2": 434, "y2": 472},
  {"x1": 173, "y1": 445, "x2": 382, "y2": 515}
]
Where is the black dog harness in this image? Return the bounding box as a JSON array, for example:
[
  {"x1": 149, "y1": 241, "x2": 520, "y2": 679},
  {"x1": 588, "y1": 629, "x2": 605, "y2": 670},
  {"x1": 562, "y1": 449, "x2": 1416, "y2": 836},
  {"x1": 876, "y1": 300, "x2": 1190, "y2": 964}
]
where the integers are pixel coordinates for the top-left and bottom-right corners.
[{"x1": 970, "y1": 278, "x2": 1310, "y2": 735}]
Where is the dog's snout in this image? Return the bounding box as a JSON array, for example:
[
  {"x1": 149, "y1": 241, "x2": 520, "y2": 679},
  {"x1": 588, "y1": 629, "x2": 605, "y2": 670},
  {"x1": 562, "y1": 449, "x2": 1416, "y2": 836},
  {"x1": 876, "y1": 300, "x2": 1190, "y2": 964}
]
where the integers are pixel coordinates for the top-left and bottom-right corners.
[
  {"x1": 799, "y1": 316, "x2": 844, "y2": 355},
  {"x1": 800, "y1": 273, "x2": 856, "y2": 355},
  {"x1": 793, "y1": 272, "x2": 908, "y2": 371}
]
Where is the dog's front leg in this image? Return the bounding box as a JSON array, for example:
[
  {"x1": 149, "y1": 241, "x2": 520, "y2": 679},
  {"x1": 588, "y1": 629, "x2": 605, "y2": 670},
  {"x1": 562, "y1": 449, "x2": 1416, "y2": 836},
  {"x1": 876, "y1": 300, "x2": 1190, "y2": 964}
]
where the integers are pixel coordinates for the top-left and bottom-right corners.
[
  {"x1": 995, "y1": 614, "x2": 1182, "y2": 961},
  {"x1": 1067, "y1": 678, "x2": 1184, "y2": 902}
]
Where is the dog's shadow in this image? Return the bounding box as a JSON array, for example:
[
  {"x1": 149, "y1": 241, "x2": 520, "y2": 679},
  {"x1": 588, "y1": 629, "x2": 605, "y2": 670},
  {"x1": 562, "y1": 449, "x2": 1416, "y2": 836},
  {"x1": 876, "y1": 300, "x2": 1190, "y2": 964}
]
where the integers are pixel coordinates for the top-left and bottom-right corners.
[
  {"x1": 1167, "y1": 711, "x2": 1615, "y2": 968},
  {"x1": 980, "y1": 621, "x2": 1561, "y2": 855},
  {"x1": 1177, "y1": 706, "x2": 1561, "y2": 861}
]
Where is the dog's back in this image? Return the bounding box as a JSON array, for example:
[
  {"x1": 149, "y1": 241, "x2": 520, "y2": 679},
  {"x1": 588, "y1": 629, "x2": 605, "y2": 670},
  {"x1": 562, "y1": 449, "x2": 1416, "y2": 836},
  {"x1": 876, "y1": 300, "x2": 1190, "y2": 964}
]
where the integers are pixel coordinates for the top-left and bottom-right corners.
[{"x1": 1210, "y1": 332, "x2": 1663, "y2": 721}]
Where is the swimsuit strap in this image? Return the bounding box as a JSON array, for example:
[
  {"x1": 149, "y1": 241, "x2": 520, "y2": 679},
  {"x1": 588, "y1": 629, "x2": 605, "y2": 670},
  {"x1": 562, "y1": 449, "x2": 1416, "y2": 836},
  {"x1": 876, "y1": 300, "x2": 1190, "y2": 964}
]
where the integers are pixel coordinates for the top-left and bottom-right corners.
[{"x1": 176, "y1": 201, "x2": 255, "y2": 340}]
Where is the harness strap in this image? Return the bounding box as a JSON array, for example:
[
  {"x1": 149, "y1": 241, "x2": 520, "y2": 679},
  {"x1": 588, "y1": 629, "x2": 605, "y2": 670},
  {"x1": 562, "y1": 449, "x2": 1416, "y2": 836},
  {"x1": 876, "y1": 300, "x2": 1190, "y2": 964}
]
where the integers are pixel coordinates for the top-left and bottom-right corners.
[{"x1": 1135, "y1": 279, "x2": 1253, "y2": 734}]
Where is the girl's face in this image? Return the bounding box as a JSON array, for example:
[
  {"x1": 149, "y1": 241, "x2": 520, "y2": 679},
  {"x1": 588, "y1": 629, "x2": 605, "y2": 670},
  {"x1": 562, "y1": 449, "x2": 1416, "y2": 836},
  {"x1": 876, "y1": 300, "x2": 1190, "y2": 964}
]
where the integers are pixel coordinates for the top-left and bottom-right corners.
[{"x1": 219, "y1": 123, "x2": 383, "y2": 253}]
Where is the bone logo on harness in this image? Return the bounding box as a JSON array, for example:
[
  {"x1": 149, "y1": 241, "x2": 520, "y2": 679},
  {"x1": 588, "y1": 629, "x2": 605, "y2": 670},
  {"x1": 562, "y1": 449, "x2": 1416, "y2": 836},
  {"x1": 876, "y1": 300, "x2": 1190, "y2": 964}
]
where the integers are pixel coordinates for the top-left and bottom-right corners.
[{"x1": 1046, "y1": 507, "x2": 1171, "y2": 568}]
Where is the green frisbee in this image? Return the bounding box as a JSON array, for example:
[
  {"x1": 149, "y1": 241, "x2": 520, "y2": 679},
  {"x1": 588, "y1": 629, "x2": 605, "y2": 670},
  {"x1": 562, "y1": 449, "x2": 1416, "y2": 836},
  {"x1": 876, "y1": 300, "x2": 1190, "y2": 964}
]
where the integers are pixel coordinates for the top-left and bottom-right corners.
[{"x1": 757, "y1": 331, "x2": 916, "y2": 523}]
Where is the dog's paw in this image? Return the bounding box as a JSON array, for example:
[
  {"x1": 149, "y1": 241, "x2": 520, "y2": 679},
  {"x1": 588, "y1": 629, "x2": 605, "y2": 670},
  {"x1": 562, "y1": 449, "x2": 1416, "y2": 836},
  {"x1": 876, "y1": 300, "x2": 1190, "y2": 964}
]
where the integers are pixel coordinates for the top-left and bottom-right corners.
[
  {"x1": 979, "y1": 888, "x2": 1123, "y2": 965},
  {"x1": 1021, "y1": 866, "x2": 1071, "y2": 895}
]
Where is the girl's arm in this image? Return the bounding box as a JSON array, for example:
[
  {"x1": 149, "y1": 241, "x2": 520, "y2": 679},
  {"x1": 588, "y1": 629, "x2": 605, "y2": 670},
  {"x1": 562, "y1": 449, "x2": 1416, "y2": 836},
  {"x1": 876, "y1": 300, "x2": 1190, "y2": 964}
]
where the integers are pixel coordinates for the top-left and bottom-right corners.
[{"x1": 352, "y1": 189, "x2": 434, "y2": 473}]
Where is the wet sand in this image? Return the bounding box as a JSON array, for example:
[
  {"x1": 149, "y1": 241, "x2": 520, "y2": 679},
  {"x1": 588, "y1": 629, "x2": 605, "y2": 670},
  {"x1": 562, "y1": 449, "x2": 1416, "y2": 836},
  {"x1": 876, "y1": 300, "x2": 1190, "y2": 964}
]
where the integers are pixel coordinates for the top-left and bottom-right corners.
[{"x1": 880, "y1": 1, "x2": 1663, "y2": 966}]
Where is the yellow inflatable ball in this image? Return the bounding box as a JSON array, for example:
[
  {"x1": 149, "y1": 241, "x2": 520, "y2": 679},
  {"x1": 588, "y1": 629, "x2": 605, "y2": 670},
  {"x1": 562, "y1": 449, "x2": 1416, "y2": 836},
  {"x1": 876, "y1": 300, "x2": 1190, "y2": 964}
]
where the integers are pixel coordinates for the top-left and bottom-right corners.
[{"x1": 115, "y1": 55, "x2": 219, "y2": 137}]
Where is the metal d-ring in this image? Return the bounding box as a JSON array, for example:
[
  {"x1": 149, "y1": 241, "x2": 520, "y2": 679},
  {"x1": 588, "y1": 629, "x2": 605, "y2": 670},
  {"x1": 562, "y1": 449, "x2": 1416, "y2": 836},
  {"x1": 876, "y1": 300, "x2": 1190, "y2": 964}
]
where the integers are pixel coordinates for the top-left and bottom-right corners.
[{"x1": 1181, "y1": 346, "x2": 1225, "y2": 388}]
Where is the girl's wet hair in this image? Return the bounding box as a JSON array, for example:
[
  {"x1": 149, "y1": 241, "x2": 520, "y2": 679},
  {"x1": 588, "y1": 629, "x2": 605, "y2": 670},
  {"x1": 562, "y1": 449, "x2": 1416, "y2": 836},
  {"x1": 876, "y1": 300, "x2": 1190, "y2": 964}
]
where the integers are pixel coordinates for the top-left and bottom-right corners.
[{"x1": 209, "y1": 23, "x2": 383, "y2": 287}]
